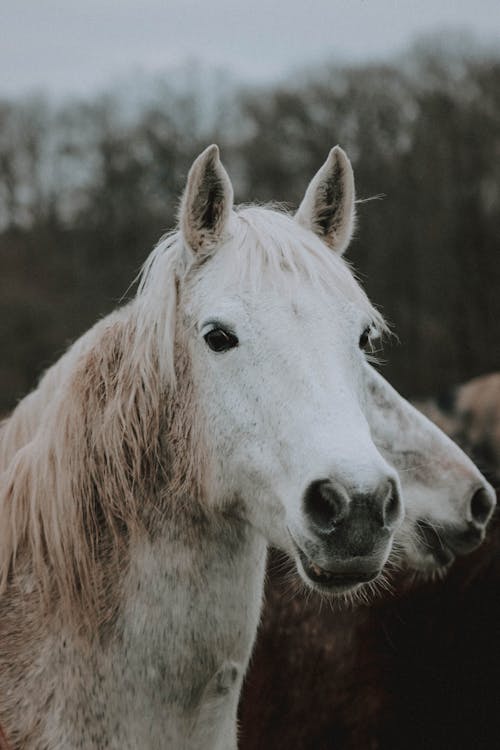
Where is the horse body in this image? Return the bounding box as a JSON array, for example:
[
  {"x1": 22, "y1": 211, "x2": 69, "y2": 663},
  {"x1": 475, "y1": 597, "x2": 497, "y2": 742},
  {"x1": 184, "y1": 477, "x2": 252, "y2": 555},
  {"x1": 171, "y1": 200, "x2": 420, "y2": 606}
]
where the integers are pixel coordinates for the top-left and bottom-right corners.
[{"x1": 0, "y1": 145, "x2": 494, "y2": 749}]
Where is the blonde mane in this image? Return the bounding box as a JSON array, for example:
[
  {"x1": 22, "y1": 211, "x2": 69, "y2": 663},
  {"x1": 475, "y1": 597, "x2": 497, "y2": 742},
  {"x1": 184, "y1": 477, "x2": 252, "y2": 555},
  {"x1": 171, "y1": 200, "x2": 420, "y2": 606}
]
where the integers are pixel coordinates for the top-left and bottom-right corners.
[{"x1": 0, "y1": 206, "x2": 386, "y2": 617}]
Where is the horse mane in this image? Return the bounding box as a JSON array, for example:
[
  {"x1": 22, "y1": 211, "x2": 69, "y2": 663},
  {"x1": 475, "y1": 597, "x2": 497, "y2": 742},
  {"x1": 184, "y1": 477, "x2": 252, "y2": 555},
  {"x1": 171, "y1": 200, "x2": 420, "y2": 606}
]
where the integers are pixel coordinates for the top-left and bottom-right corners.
[
  {"x1": 0, "y1": 321, "x2": 154, "y2": 611},
  {"x1": 0, "y1": 206, "x2": 386, "y2": 618},
  {"x1": 0, "y1": 316, "x2": 122, "y2": 473},
  {"x1": 0, "y1": 233, "x2": 185, "y2": 617}
]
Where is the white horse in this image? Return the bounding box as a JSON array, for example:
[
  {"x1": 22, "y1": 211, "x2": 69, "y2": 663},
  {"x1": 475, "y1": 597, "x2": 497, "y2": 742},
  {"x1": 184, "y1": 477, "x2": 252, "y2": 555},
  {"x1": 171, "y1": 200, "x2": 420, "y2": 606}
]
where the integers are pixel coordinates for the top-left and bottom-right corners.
[
  {"x1": 0, "y1": 145, "x2": 494, "y2": 749},
  {"x1": 364, "y1": 366, "x2": 495, "y2": 569}
]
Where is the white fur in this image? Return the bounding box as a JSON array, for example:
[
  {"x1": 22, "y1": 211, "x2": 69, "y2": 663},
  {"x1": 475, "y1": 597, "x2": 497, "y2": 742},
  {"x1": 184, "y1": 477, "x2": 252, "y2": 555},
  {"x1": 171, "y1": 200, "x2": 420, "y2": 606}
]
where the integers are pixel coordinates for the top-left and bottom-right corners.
[{"x1": 364, "y1": 366, "x2": 495, "y2": 570}]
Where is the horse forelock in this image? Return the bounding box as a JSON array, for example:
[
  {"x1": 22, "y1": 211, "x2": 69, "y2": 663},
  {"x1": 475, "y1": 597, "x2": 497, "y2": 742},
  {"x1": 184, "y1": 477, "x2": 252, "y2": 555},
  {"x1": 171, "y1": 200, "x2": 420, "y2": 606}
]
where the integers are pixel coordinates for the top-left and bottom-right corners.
[
  {"x1": 176, "y1": 206, "x2": 385, "y2": 341},
  {"x1": 136, "y1": 207, "x2": 387, "y2": 355}
]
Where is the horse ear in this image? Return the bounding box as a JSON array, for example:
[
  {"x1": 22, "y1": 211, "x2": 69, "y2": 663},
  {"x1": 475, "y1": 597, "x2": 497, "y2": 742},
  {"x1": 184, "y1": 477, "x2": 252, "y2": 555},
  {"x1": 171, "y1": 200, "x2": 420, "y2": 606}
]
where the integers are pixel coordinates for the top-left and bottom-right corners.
[
  {"x1": 295, "y1": 146, "x2": 355, "y2": 255},
  {"x1": 180, "y1": 144, "x2": 234, "y2": 255}
]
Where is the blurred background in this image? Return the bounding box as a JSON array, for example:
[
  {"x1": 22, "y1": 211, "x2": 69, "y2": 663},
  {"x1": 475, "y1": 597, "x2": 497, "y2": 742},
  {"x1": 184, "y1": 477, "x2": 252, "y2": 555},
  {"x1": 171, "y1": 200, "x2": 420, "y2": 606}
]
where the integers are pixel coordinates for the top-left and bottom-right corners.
[{"x1": 1, "y1": 0, "x2": 499, "y2": 413}]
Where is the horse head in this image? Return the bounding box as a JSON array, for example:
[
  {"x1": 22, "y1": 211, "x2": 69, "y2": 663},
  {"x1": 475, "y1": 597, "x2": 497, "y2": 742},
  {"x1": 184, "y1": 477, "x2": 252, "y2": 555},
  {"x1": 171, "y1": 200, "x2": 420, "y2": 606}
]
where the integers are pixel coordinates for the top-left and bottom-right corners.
[
  {"x1": 174, "y1": 145, "x2": 495, "y2": 594},
  {"x1": 365, "y1": 366, "x2": 496, "y2": 572},
  {"x1": 175, "y1": 145, "x2": 401, "y2": 594}
]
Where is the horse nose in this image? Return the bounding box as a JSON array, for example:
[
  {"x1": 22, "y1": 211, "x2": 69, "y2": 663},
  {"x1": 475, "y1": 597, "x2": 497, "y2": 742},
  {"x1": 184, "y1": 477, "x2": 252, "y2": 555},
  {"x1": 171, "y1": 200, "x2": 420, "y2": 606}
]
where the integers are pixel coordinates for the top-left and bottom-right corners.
[
  {"x1": 303, "y1": 479, "x2": 349, "y2": 533},
  {"x1": 443, "y1": 484, "x2": 496, "y2": 556},
  {"x1": 469, "y1": 486, "x2": 496, "y2": 528},
  {"x1": 303, "y1": 476, "x2": 402, "y2": 534},
  {"x1": 379, "y1": 479, "x2": 401, "y2": 527}
]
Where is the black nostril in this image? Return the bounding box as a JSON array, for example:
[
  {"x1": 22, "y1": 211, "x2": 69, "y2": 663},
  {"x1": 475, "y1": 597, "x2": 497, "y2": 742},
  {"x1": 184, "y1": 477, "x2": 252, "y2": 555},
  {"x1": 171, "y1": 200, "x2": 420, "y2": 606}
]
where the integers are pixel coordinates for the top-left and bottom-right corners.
[
  {"x1": 303, "y1": 479, "x2": 348, "y2": 532},
  {"x1": 382, "y1": 480, "x2": 402, "y2": 528},
  {"x1": 470, "y1": 487, "x2": 495, "y2": 526}
]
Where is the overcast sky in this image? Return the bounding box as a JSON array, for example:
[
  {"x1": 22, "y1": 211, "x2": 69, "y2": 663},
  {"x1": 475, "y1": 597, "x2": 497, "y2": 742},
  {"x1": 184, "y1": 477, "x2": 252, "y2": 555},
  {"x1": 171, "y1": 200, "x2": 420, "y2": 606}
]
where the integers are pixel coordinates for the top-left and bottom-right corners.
[{"x1": 2, "y1": 0, "x2": 500, "y2": 98}]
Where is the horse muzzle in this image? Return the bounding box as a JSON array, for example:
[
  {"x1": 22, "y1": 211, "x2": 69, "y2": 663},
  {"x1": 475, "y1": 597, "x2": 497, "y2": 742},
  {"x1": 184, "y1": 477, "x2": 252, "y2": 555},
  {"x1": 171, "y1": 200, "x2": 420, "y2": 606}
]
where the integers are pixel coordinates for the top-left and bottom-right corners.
[
  {"x1": 415, "y1": 484, "x2": 496, "y2": 569},
  {"x1": 294, "y1": 544, "x2": 383, "y2": 593},
  {"x1": 289, "y1": 474, "x2": 402, "y2": 593}
]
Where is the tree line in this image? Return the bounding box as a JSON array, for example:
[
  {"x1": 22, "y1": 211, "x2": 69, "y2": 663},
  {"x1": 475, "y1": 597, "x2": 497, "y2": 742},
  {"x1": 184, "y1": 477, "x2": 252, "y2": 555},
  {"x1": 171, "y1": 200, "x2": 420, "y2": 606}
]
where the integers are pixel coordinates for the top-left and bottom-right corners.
[{"x1": 1, "y1": 37, "x2": 499, "y2": 413}]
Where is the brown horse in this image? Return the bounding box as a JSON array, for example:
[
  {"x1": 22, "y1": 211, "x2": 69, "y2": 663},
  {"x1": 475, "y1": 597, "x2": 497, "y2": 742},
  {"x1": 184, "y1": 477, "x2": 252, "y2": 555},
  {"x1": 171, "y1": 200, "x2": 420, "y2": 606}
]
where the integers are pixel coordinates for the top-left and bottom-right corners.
[{"x1": 240, "y1": 373, "x2": 500, "y2": 750}]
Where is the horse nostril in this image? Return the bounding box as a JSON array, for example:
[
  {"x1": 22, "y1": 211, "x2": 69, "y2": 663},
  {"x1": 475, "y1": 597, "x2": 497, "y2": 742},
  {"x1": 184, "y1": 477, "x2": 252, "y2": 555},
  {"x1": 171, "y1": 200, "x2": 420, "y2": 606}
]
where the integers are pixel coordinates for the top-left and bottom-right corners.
[
  {"x1": 382, "y1": 480, "x2": 402, "y2": 528},
  {"x1": 303, "y1": 479, "x2": 348, "y2": 532},
  {"x1": 470, "y1": 487, "x2": 495, "y2": 527}
]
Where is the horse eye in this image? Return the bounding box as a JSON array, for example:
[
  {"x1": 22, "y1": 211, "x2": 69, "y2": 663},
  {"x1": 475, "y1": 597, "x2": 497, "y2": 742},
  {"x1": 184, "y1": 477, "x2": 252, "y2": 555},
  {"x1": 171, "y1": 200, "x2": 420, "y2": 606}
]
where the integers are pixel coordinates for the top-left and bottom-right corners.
[
  {"x1": 359, "y1": 326, "x2": 371, "y2": 350},
  {"x1": 204, "y1": 328, "x2": 239, "y2": 353}
]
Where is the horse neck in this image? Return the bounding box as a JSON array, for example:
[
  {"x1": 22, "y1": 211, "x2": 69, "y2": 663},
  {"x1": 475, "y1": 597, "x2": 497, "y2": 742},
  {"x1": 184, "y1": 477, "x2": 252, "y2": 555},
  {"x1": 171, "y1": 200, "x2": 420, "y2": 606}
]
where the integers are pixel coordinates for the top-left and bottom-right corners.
[
  {"x1": 102, "y1": 497, "x2": 268, "y2": 734},
  {"x1": 85, "y1": 326, "x2": 269, "y2": 700},
  {"x1": 110, "y1": 503, "x2": 267, "y2": 747},
  {"x1": 0, "y1": 494, "x2": 267, "y2": 749}
]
